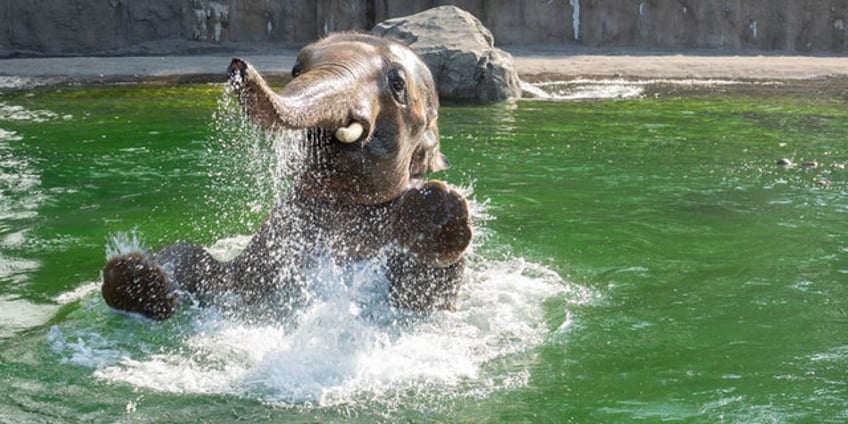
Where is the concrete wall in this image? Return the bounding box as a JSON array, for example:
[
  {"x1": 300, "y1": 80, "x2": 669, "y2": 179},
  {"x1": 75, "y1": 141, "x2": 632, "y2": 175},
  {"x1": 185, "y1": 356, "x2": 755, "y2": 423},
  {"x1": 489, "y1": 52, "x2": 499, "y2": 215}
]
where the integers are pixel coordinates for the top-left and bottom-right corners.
[
  {"x1": 2, "y1": 1, "x2": 847, "y2": 56},
  {"x1": 0, "y1": 0, "x2": 189, "y2": 56}
]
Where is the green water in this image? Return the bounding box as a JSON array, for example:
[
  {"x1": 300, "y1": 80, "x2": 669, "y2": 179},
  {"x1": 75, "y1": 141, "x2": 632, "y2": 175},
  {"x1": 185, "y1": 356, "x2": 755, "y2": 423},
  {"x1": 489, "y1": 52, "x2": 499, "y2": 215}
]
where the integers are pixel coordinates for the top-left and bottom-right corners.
[{"x1": 1, "y1": 84, "x2": 847, "y2": 422}]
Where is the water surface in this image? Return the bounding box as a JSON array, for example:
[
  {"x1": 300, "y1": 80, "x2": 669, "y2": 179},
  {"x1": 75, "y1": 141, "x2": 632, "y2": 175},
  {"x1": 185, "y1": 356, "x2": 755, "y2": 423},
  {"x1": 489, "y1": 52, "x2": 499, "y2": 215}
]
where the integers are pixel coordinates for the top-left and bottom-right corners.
[{"x1": 1, "y1": 84, "x2": 846, "y2": 422}]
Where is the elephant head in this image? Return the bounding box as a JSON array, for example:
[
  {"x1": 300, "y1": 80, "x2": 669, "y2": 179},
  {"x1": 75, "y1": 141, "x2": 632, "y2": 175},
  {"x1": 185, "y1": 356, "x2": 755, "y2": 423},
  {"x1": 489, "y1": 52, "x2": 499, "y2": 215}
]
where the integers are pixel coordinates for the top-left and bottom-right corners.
[{"x1": 227, "y1": 33, "x2": 448, "y2": 205}]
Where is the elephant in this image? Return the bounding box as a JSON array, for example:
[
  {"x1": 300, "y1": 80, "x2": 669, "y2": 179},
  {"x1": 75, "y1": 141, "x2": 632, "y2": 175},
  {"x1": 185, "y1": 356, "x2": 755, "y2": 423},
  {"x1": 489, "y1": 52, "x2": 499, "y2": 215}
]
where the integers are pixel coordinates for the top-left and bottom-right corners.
[{"x1": 101, "y1": 33, "x2": 472, "y2": 320}]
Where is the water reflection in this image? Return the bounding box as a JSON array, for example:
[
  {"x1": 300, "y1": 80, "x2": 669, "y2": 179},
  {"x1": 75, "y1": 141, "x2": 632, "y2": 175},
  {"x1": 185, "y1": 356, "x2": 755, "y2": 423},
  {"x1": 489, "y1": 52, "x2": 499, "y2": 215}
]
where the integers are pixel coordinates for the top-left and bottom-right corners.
[
  {"x1": 0, "y1": 295, "x2": 56, "y2": 339},
  {"x1": 0, "y1": 109, "x2": 44, "y2": 287},
  {"x1": 0, "y1": 104, "x2": 52, "y2": 338}
]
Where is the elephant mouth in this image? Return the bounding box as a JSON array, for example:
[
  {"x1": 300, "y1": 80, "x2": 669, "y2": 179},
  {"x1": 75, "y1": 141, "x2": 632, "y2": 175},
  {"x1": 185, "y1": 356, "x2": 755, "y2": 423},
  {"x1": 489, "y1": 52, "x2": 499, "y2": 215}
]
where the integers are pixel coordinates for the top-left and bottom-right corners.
[
  {"x1": 301, "y1": 124, "x2": 370, "y2": 173},
  {"x1": 300, "y1": 119, "x2": 372, "y2": 157},
  {"x1": 304, "y1": 118, "x2": 371, "y2": 150}
]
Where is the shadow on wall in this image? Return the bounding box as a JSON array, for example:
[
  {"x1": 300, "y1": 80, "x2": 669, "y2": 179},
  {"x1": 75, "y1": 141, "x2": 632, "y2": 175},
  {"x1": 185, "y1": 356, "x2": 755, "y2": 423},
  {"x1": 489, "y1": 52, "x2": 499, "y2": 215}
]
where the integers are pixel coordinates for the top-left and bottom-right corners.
[{"x1": 1, "y1": 0, "x2": 846, "y2": 56}]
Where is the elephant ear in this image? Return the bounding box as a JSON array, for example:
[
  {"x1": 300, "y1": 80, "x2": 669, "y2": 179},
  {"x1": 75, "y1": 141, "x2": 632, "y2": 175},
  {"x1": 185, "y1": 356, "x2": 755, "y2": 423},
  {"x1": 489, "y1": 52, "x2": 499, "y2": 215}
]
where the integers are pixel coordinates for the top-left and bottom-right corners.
[{"x1": 409, "y1": 127, "x2": 449, "y2": 178}]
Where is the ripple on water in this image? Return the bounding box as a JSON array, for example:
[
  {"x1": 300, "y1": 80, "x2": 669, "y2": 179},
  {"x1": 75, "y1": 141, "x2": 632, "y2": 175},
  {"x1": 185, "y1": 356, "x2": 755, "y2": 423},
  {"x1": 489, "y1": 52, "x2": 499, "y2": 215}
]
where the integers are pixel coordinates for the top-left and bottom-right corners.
[
  {"x1": 0, "y1": 128, "x2": 22, "y2": 141},
  {"x1": 0, "y1": 101, "x2": 60, "y2": 123},
  {"x1": 1, "y1": 121, "x2": 46, "y2": 288},
  {"x1": 0, "y1": 295, "x2": 56, "y2": 339}
]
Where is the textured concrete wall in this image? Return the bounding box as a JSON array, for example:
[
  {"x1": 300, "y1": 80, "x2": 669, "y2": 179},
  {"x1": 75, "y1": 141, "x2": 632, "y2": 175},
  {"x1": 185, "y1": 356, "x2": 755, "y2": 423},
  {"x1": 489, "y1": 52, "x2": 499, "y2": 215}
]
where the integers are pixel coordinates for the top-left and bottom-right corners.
[
  {"x1": 578, "y1": 0, "x2": 848, "y2": 52},
  {"x1": 0, "y1": 0, "x2": 188, "y2": 55},
  {"x1": 1, "y1": 0, "x2": 847, "y2": 56}
]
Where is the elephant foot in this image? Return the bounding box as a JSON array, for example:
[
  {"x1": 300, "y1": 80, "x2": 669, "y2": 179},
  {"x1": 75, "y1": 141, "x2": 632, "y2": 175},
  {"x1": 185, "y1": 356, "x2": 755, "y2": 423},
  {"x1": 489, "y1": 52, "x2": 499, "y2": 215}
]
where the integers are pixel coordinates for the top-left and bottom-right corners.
[
  {"x1": 101, "y1": 252, "x2": 177, "y2": 320},
  {"x1": 393, "y1": 180, "x2": 472, "y2": 267}
]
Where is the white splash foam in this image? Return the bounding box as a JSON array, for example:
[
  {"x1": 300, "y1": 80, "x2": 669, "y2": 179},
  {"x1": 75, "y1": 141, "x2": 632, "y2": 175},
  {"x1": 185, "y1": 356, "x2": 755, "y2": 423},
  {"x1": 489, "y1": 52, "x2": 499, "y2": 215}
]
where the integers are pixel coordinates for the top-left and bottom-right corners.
[
  {"x1": 47, "y1": 326, "x2": 131, "y2": 369},
  {"x1": 53, "y1": 245, "x2": 583, "y2": 408},
  {"x1": 56, "y1": 281, "x2": 101, "y2": 305},
  {"x1": 520, "y1": 81, "x2": 553, "y2": 99}
]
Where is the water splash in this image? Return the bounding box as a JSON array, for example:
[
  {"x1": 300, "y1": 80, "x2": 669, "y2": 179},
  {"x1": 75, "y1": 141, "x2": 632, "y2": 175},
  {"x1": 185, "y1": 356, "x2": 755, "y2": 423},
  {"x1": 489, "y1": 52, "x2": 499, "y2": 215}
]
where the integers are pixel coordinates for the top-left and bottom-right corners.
[
  {"x1": 105, "y1": 229, "x2": 148, "y2": 260},
  {"x1": 52, "y1": 249, "x2": 583, "y2": 409},
  {"x1": 51, "y1": 86, "x2": 588, "y2": 410},
  {"x1": 209, "y1": 87, "x2": 307, "y2": 195},
  {"x1": 202, "y1": 88, "x2": 308, "y2": 236}
]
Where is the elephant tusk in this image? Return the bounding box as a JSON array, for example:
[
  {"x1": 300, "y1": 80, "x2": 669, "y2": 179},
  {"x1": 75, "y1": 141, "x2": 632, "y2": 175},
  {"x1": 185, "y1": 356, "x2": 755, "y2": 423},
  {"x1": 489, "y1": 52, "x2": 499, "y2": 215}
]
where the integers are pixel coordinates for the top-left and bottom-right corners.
[{"x1": 334, "y1": 122, "x2": 364, "y2": 143}]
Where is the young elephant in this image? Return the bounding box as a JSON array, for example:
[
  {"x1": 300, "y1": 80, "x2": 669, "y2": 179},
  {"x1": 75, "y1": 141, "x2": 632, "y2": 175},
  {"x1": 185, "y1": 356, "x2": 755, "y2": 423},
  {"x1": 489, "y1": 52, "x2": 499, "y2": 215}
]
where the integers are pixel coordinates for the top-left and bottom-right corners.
[{"x1": 101, "y1": 33, "x2": 472, "y2": 320}]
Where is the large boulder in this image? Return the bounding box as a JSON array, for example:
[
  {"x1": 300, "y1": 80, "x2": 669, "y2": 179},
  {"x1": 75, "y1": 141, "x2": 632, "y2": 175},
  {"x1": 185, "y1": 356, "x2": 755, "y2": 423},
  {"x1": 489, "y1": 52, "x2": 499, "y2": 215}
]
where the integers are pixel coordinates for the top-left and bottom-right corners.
[{"x1": 372, "y1": 6, "x2": 522, "y2": 103}]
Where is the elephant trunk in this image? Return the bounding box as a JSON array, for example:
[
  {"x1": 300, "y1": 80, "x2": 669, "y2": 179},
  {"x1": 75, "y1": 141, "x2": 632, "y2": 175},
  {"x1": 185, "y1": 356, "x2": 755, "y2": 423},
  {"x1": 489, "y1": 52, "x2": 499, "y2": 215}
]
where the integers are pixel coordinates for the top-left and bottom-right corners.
[{"x1": 227, "y1": 58, "x2": 368, "y2": 143}]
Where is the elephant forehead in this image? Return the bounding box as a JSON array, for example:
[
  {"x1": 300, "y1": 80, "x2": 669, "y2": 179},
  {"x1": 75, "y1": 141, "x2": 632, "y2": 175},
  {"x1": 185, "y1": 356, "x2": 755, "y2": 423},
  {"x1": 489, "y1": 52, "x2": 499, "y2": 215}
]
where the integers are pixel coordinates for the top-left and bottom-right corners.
[
  {"x1": 386, "y1": 43, "x2": 426, "y2": 73},
  {"x1": 385, "y1": 42, "x2": 438, "y2": 117},
  {"x1": 386, "y1": 43, "x2": 436, "y2": 94},
  {"x1": 302, "y1": 42, "x2": 386, "y2": 72}
]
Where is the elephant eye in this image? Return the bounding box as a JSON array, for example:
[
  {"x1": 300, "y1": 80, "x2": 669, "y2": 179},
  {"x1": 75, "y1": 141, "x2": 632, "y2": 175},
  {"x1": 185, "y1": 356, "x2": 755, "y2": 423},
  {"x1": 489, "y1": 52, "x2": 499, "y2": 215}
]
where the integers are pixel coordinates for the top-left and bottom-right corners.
[
  {"x1": 291, "y1": 62, "x2": 304, "y2": 78},
  {"x1": 387, "y1": 68, "x2": 407, "y2": 105}
]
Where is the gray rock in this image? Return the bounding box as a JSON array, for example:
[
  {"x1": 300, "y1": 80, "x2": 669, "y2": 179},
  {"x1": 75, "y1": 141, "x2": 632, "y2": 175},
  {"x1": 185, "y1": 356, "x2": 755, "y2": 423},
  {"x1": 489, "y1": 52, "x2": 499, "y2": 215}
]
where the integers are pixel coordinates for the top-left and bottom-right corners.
[{"x1": 372, "y1": 6, "x2": 522, "y2": 103}]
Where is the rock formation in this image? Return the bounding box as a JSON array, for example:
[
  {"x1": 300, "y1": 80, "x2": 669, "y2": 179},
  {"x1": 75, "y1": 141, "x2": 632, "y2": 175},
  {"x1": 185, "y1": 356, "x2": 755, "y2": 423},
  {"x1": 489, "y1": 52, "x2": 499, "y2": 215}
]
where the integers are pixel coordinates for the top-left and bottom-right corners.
[{"x1": 372, "y1": 6, "x2": 521, "y2": 103}]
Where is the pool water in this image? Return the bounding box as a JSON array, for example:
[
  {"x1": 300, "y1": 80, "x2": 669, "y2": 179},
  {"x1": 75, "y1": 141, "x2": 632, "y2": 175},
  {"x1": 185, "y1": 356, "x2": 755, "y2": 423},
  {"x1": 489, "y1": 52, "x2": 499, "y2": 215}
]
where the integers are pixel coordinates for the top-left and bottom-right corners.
[{"x1": 1, "y1": 83, "x2": 847, "y2": 422}]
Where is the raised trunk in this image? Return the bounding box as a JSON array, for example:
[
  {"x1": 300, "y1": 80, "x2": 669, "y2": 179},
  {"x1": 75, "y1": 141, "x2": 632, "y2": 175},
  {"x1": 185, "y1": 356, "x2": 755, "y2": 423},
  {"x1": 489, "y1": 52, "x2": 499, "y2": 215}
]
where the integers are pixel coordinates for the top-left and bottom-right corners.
[{"x1": 227, "y1": 58, "x2": 365, "y2": 136}]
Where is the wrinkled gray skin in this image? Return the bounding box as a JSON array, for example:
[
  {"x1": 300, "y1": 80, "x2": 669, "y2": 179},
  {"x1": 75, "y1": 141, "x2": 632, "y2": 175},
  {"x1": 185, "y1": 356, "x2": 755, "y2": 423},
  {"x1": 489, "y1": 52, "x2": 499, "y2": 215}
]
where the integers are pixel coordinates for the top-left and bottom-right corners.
[{"x1": 101, "y1": 33, "x2": 472, "y2": 320}]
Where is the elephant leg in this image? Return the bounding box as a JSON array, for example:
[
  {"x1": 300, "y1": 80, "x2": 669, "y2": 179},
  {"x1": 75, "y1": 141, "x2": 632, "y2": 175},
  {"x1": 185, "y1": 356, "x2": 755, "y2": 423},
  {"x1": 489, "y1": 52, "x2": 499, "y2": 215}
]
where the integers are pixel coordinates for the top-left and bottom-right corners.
[
  {"x1": 152, "y1": 242, "x2": 226, "y2": 299},
  {"x1": 101, "y1": 242, "x2": 224, "y2": 320},
  {"x1": 388, "y1": 180, "x2": 472, "y2": 310}
]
